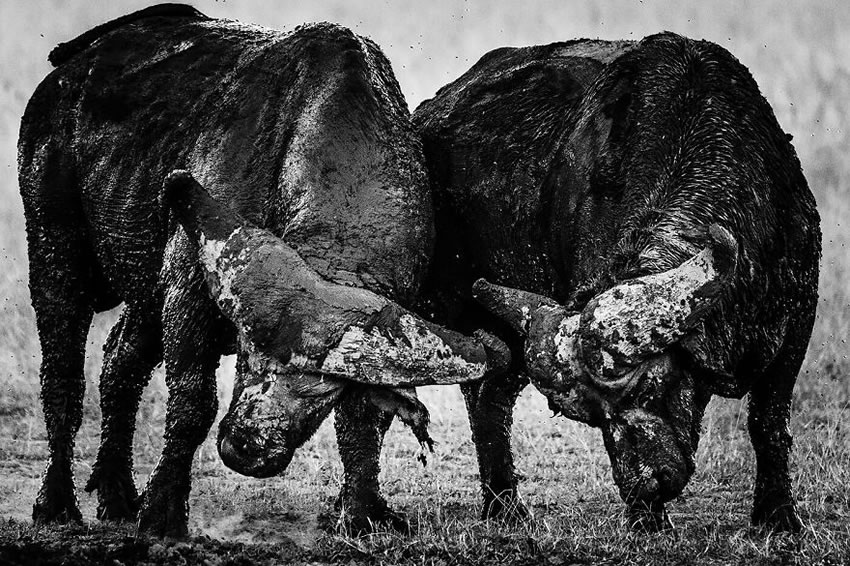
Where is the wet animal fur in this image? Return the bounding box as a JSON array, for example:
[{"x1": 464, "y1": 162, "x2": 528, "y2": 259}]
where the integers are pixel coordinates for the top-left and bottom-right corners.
[
  {"x1": 414, "y1": 33, "x2": 820, "y2": 529},
  {"x1": 20, "y1": 5, "x2": 430, "y2": 536}
]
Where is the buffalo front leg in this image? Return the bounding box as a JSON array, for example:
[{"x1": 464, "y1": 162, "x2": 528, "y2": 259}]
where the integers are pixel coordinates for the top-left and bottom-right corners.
[
  {"x1": 461, "y1": 371, "x2": 529, "y2": 521},
  {"x1": 334, "y1": 389, "x2": 406, "y2": 533},
  {"x1": 137, "y1": 234, "x2": 228, "y2": 537},
  {"x1": 85, "y1": 305, "x2": 162, "y2": 521},
  {"x1": 748, "y1": 342, "x2": 807, "y2": 533}
]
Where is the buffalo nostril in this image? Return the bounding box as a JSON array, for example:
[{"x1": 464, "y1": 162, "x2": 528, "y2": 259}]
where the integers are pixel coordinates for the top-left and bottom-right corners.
[
  {"x1": 223, "y1": 430, "x2": 262, "y2": 458},
  {"x1": 657, "y1": 469, "x2": 672, "y2": 489},
  {"x1": 217, "y1": 430, "x2": 294, "y2": 479},
  {"x1": 217, "y1": 434, "x2": 239, "y2": 466},
  {"x1": 642, "y1": 477, "x2": 660, "y2": 500},
  {"x1": 218, "y1": 431, "x2": 264, "y2": 475},
  {"x1": 218, "y1": 431, "x2": 251, "y2": 462}
]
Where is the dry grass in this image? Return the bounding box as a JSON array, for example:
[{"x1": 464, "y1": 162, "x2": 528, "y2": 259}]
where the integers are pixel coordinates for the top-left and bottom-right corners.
[{"x1": 0, "y1": 1, "x2": 848, "y2": 564}]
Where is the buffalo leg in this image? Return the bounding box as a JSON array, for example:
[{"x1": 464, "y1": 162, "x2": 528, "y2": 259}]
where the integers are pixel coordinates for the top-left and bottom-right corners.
[
  {"x1": 23, "y1": 147, "x2": 93, "y2": 524},
  {"x1": 461, "y1": 371, "x2": 529, "y2": 520},
  {"x1": 85, "y1": 305, "x2": 162, "y2": 521},
  {"x1": 28, "y1": 252, "x2": 92, "y2": 524},
  {"x1": 747, "y1": 341, "x2": 807, "y2": 532},
  {"x1": 334, "y1": 390, "x2": 406, "y2": 533},
  {"x1": 137, "y1": 233, "x2": 227, "y2": 537}
]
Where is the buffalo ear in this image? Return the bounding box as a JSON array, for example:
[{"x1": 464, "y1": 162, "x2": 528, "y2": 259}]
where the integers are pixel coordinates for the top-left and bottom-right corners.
[
  {"x1": 163, "y1": 169, "x2": 246, "y2": 244},
  {"x1": 365, "y1": 387, "x2": 434, "y2": 458}
]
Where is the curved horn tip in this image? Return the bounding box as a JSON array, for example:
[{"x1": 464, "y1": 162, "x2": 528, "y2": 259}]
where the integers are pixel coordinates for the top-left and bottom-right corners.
[
  {"x1": 471, "y1": 278, "x2": 526, "y2": 334},
  {"x1": 707, "y1": 223, "x2": 738, "y2": 276},
  {"x1": 164, "y1": 168, "x2": 194, "y2": 186},
  {"x1": 471, "y1": 278, "x2": 490, "y2": 298},
  {"x1": 162, "y1": 169, "x2": 199, "y2": 208},
  {"x1": 161, "y1": 169, "x2": 244, "y2": 242},
  {"x1": 471, "y1": 278, "x2": 512, "y2": 312}
]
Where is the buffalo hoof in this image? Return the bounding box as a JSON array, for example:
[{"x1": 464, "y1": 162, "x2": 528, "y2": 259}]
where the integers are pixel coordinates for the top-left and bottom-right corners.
[
  {"x1": 628, "y1": 501, "x2": 674, "y2": 533},
  {"x1": 84, "y1": 468, "x2": 139, "y2": 522},
  {"x1": 331, "y1": 494, "x2": 411, "y2": 535},
  {"x1": 32, "y1": 482, "x2": 83, "y2": 525},
  {"x1": 752, "y1": 501, "x2": 803, "y2": 533},
  {"x1": 482, "y1": 491, "x2": 530, "y2": 524},
  {"x1": 346, "y1": 507, "x2": 411, "y2": 535},
  {"x1": 137, "y1": 487, "x2": 189, "y2": 538}
]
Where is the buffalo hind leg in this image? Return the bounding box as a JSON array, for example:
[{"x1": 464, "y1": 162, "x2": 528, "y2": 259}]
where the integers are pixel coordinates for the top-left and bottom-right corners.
[
  {"x1": 748, "y1": 340, "x2": 808, "y2": 532},
  {"x1": 462, "y1": 371, "x2": 529, "y2": 521},
  {"x1": 23, "y1": 148, "x2": 93, "y2": 524},
  {"x1": 29, "y1": 271, "x2": 92, "y2": 524},
  {"x1": 137, "y1": 233, "x2": 227, "y2": 537},
  {"x1": 334, "y1": 390, "x2": 407, "y2": 533},
  {"x1": 85, "y1": 305, "x2": 162, "y2": 521}
]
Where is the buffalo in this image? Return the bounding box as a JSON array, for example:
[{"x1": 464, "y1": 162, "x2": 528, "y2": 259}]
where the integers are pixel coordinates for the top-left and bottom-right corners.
[
  {"x1": 19, "y1": 5, "x2": 507, "y2": 536},
  {"x1": 414, "y1": 33, "x2": 820, "y2": 531}
]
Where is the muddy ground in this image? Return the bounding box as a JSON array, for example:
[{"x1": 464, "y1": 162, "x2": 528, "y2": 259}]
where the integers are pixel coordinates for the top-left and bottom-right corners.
[{"x1": 0, "y1": 382, "x2": 847, "y2": 566}]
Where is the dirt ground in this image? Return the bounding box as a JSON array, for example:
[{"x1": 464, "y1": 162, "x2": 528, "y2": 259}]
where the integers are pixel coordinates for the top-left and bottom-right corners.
[{"x1": 0, "y1": 383, "x2": 847, "y2": 565}]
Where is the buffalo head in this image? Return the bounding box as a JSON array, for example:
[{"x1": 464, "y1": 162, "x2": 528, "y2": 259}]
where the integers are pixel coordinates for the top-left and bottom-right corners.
[
  {"x1": 473, "y1": 224, "x2": 737, "y2": 530},
  {"x1": 164, "y1": 170, "x2": 510, "y2": 477}
]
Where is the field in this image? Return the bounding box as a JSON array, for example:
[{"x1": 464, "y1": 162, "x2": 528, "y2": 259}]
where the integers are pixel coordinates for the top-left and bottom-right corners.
[{"x1": 0, "y1": 1, "x2": 848, "y2": 564}]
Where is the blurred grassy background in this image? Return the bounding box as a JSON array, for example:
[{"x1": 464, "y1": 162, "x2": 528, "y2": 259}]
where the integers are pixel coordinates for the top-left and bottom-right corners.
[{"x1": 0, "y1": 1, "x2": 847, "y2": 564}]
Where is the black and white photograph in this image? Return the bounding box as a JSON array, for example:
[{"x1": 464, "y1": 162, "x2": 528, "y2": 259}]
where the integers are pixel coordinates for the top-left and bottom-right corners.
[{"x1": 0, "y1": 1, "x2": 846, "y2": 564}]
